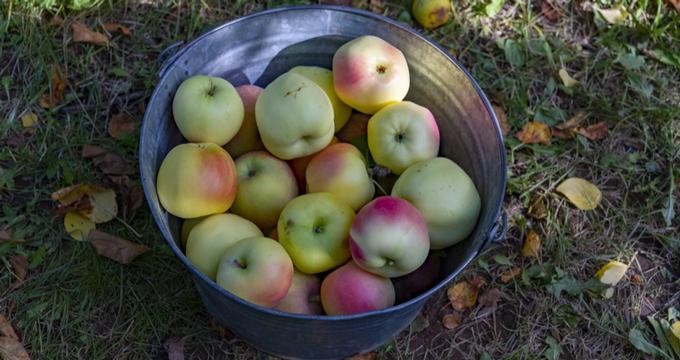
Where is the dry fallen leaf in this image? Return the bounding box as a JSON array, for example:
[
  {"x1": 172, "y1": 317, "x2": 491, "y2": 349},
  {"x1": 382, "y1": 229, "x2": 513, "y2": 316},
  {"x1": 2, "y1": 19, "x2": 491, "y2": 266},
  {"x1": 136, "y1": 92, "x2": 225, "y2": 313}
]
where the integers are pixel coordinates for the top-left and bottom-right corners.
[
  {"x1": 595, "y1": 261, "x2": 629, "y2": 285},
  {"x1": 671, "y1": 321, "x2": 680, "y2": 341},
  {"x1": 81, "y1": 144, "x2": 107, "y2": 159},
  {"x1": 102, "y1": 23, "x2": 132, "y2": 36},
  {"x1": 516, "y1": 121, "x2": 551, "y2": 145},
  {"x1": 522, "y1": 229, "x2": 541, "y2": 258},
  {"x1": 669, "y1": 0, "x2": 680, "y2": 12},
  {"x1": 492, "y1": 104, "x2": 510, "y2": 136},
  {"x1": 39, "y1": 64, "x2": 68, "y2": 109},
  {"x1": 9, "y1": 255, "x2": 28, "y2": 289},
  {"x1": 447, "y1": 277, "x2": 485, "y2": 311},
  {"x1": 50, "y1": 15, "x2": 63, "y2": 27},
  {"x1": 442, "y1": 312, "x2": 462, "y2": 330},
  {"x1": 500, "y1": 267, "x2": 522, "y2": 283},
  {"x1": 478, "y1": 288, "x2": 502, "y2": 309},
  {"x1": 576, "y1": 122, "x2": 608, "y2": 141},
  {"x1": 528, "y1": 195, "x2": 547, "y2": 219},
  {"x1": 88, "y1": 229, "x2": 149, "y2": 264},
  {"x1": 0, "y1": 315, "x2": 19, "y2": 340},
  {"x1": 108, "y1": 113, "x2": 138, "y2": 139},
  {"x1": 559, "y1": 68, "x2": 579, "y2": 87},
  {"x1": 0, "y1": 229, "x2": 11, "y2": 242},
  {"x1": 164, "y1": 337, "x2": 185, "y2": 360},
  {"x1": 596, "y1": 6, "x2": 628, "y2": 24},
  {"x1": 556, "y1": 177, "x2": 602, "y2": 210},
  {"x1": 553, "y1": 111, "x2": 586, "y2": 139},
  {"x1": 64, "y1": 212, "x2": 96, "y2": 241},
  {"x1": 93, "y1": 153, "x2": 136, "y2": 175},
  {"x1": 52, "y1": 184, "x2": 117, "y2": 223},
  {"x1": 347, "y1": 352, "x2": 378, "y2": 360},
  {"x1": 0, "y1": 337, "x2": 30, "y2": 360},
  {"x1": 71, "y1": 21, "x2": 109, "y2": 46},
  {"x1": 369, "y1": 0, "x2": 387, "y2": 13},
  {"x1": 110, "y1": 176, "x2": 143, "y2": 220},
  {"x1": 541, "y1": 1, "x2": 560, "y2": 21},
  {"x1": 21, "y1": 113, "x2": 39, "y2": 133}
]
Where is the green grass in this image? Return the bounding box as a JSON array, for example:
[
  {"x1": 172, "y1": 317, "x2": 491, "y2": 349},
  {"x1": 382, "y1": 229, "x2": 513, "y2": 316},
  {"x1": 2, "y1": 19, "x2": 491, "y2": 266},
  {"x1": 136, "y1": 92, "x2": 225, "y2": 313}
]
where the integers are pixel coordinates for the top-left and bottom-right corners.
[{"x1": 1, "y1": 0, "x2": 679, "y2": 358}]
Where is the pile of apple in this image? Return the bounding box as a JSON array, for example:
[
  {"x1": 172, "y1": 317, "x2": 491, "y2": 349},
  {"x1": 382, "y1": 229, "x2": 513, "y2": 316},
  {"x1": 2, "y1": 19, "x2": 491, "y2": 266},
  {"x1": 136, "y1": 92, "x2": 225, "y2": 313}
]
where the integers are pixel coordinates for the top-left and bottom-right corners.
[{"x1": 156, "y1": 35, "x2": 481, "y2": 316}]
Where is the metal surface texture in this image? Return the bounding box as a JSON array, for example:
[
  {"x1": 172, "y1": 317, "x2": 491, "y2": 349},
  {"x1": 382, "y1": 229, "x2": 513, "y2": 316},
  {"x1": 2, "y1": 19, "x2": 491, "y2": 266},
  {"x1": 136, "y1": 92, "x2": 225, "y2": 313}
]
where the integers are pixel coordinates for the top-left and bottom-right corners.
[{"x1": 139, "y1": 5, "x2": 506, "y2": 359}]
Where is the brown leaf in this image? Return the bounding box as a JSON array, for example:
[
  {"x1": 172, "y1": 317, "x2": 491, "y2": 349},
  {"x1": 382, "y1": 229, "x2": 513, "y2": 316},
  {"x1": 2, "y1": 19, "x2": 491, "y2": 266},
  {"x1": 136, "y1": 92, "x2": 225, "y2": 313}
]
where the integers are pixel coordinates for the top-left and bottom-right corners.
[
  {"x1": 72, "y1": 21, "x2": 109, "y2": 46},
  {"x1": 88, "y1": 229, "x2": 148, "y2": 264},
  {"x1": 0, "y1": 229, "x2": 11, "y2": 242},
  {"x1": 93, "y1": 153, "x2": 136, "y2": 175},
  {"x1": 368, "y1": 0, "x2": 386, "y2": 13},
  {"x1": 102, "y1": 23, "x2": 132, "y2": 36},
  {"x1": 522, "y1": 229, "x2": 541, "y2": 258},
  {"x1": 500, "y1": 267, "x2": 522, "y2": 283},
  {"x1": 631, "y1": 274, "x2": 644, "y2": 284},
  {"x1": 669, "y1": 0, "x2": 680, "y2": 12},
  {"x1": 576, "y1": 122, "x2": 608, "y2": 141},
  {"x1": 556, "y1": 112, "x2": 586, "y2": 130},
  {"x1": 50, "y1": 15, "x2": 63, "y2": 27},
  {"x1": 54, "y1": 195, "x2": 93, "y2": 217},
  {"x1": 541, "y1": 1, "x2": 560, "y2": 21},
  {"x1": 39, "y1": 64, "x2": 68, "y2": 109},
  {"x1": 108, "y1": 113, "x2": 138, "y2": 139},
  {"x1": 442, "y1": 312, "x2": 462, "y2": 330},
  {"x1": 81, "y1": 144, "x2": 107, "y2": 159},
  {"x1": 447, "y1": 277, "x2": 485, "y2": 311},
  {"x1": 551, "y1": 127, "x2": 576, "y2": 140},
  {"x1": 110, "y1": 176, "x2": 143, "y2": 220},
  {"x1": 346, "y1": 353, "x2": 377, "y2": 360},
  {"x1": 163, "y1": 337, "x2": 185, "y2": 360},
  {"x1": 492, "y1": 104, "x2": 510, "y2": 136},
  {"x1": 51, "y1": 184, "x2": 117, "y2": 223},
  {"x1": 0, "y1": 337, "x2": 30, "y2": 360},
  {"x1": 0, "y1": 315, "x2": 19, "y2": 340},
  {"x1": 516, "y1": 121, "x2": 551, "y2": 145},
  {"x1": 9, "y1": 255, "x2": 28, "y2": 289},
  {"x1": 478, "y1": 288, "x2": 502, "y2": 309},
  {"x1": 527, "y1": 195, "x2": 547, "y2": 219}
]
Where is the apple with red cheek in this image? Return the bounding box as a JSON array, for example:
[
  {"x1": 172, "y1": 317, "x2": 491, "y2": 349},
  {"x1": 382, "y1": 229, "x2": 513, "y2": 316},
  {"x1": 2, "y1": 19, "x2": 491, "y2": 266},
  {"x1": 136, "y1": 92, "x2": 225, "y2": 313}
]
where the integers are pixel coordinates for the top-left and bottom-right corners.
[
  {"x1": 306, "y1": 143, "x2": 375, "y2": 211},
  {"x1": 320, "y1": 261, "x2": 395, "y2": 315},
  {"x1": 156, "y1": 143, "x2": 237, "y2": 218},
  {"x1": 333, "y1": 35, "x2": 410, "y2": 114},
  {"x1": 275, "y1": 270, "x2": 323, "y2": 315},
  {"x1": 288, "y1": 137, "x2": 339, "y2": 191},
  {"x1": 349, "y1": 196, "x2": 430, "y2": 278},
  {"x1": 392, "y1": 254, "x2": 441, "y2": 303},
  {"x1": 224, "y1": 85, "x2": 265, "y2": 158}
]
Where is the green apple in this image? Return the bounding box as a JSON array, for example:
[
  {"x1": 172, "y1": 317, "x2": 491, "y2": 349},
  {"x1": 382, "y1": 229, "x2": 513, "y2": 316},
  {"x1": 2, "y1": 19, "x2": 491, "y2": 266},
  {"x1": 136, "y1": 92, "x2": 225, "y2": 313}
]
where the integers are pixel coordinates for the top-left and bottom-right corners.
[
  {"x1": 216, "y1": 236, "x2": 293, "y2": 307},
  {"x1": 172, "y1": 75, "x2": 244, "y2": 146},
  {"x1": 186, "y1": 213, "x2": 262, "y2": 280},
  {"x1": 278, "y1": 193, "x2": 355, "y2": 274},
  {"x1": 180, "y1": 216, "x2": 207, "y2": 249},
  {"x1": 231, "y1": 151, "x2": 298, "y2": 230},
  {"x1": 289, "y1": 66, "x2": 352, "y2": 132},
  {"x1": 255, "y1": 72, "x2": 334, "y2": 160},
  {"x1": 392, "y1": 157, "x2": 481, "y2": 249}
]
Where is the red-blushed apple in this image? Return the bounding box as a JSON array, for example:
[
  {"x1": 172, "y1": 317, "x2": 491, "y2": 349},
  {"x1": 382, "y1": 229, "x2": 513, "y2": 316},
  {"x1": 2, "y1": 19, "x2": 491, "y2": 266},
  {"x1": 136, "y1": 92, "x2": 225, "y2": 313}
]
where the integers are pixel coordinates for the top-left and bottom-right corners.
[
  {"x1": 278, "y1": 193, "x2": 355, "y2": 274},
  {"x1": 320, "y1": 261, "x2": 395, "y2": 315},
  {"x1": 231, "y1": 151, "x2": 298, "y2": 230},
  {"x1": 157, "y1": 143, "x2": 237, "y2": 218},
  {"x1": 275, "y1": 270, "x2": 323, "y2": 315},
  {"x1": 224, "y1": 85, "x2": 265, "y2": 157},
  {"x1": 255, "y1": 72, "x2": 334, "y2": 159},
  {"x1": 186, "y1": 213, "x2": 263, "y2": 280},
  {"x1": 349, "y1": 196, "x2": 430, "y2": 277},
  {"x1": 289, "y1": 66, "x2": 352, "y2": 132},
  {"x1": 392, "y1": 157, "x2": 481, "y2": 249},
  {"x1": 367, "y1": 101, "x2": 440, "y2": 174},
  {"x1": 392, "y1": 254, "x2": 441, "y2": 303},
  {"x1": 172, "y1": 75, "x2": 244, "y2": 145},
  {"x1": 336, "y1": 113, "x2": 370, "y2": 143},
  {"x1": 333, "y1": 35, "x2": 409, "y2": 114},
  {"x1": 215, "y1": 236, "x2": 293, "y2": 307},
  {"x1": 306, "y1": 143, "x2": 375, "y2": 211},
  {"x1": 288, "y1": 137, "x2": 339, "y2": 191}
]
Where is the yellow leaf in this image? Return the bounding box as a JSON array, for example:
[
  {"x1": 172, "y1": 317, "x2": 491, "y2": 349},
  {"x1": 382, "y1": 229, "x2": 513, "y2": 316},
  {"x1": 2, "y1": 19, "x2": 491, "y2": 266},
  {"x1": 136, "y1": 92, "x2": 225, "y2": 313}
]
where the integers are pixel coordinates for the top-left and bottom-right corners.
[
  {"x1": 522, "y1": 229, "x2": 541, "y2": 258},
  {"x1": 556, "y1": 177, "x2": 602, "y2": 210},
  {"x1": 64, "y1": 212, "x2": 96, "y2": 241},
  {"x1": 446, "y1": 277, "x2": 485, "y2": 310},
  {"x1": 595, "y1": 260, "x2": 629, "y2": 285},
  {"x1": 671, "y1": 321, "x2": 680, "y2": 341},
  {"x1": 558, "y1": 68, "x2": 579, "y2": 87},
  {"x1": 442, "y1": 312, "x2": 462, "y2": 330},
  {"x1": 83, "y1": 188, "x2": 117, "y2": 224},
  {"x1": 52, "y1": 184, "x2": 117, "y2": 223},
  {"x1": 516, "y1": 121, "x2": 551, "y2": 145},
  {"x1": 595, "y1": 6, "x2": 628, "y2": 25},
  {"x1": 21, "y1": 113, "x2": 39, "y2": 129}
]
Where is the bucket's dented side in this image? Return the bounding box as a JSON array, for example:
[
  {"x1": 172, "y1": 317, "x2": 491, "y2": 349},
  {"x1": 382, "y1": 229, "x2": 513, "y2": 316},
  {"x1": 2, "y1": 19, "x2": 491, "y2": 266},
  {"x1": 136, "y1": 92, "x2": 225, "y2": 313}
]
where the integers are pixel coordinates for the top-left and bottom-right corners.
[{"x1": 140, "y1": 6, "x2": 506, "y2": 359}]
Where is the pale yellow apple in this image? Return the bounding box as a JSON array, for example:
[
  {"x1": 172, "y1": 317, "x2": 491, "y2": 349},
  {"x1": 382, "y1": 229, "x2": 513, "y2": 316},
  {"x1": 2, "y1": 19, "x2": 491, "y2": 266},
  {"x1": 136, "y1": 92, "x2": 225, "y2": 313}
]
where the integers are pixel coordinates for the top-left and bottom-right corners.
[{"x1": 290, "y1": 66, "x2": 352, "y2": 132}]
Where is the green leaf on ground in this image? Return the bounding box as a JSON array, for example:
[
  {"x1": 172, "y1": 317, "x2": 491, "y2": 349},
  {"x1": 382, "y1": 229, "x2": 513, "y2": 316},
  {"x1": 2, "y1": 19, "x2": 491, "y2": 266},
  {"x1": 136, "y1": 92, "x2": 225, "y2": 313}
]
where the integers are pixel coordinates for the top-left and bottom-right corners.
[
  {"x1": 502, "y1": 39, "x2": 525, "y2": 67},
  {"x1": 544, "y1": 336, "x2": 562, "y2": 360},
  {"x1": 629, "y1": 328, "x2": 668, "y2": 357},
  {"x1": 616, "y1": 53, "x2": 646, "y2": 70}
]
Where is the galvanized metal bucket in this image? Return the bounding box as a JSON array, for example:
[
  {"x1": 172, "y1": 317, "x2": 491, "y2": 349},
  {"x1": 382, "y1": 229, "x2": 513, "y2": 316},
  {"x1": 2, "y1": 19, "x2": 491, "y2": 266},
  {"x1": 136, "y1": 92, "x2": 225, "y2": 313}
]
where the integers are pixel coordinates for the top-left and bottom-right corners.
[{"x1": 140, "y1": 5, "x2": 507, "y2": 359}]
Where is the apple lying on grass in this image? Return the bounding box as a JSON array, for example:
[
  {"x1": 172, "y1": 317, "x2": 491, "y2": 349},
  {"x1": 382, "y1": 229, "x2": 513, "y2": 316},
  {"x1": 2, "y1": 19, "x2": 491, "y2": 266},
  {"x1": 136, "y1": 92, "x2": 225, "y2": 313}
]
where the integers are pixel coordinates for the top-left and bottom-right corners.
[
  {"x1": 156, "y1": 143, "x2": 237, "y2": 218},
  {"x1": 275, "y1": 270, "x2": 323, "y2": 315},
  {"x1": 349, "y1": 196, "x2": 430, "y2": 278},
  {"x1": 321, "y1": 261, "x2": 395, "y2": 315},
  {"x1": 224, "y1": 85, "x2": 265, "y2": 157},
  {"x1": 412, "y1": 0, "x2": 452, "y2": 29},
  {"x1": 216, "y1": 236, "x2": 293, "y2": 307},
  {"x1": 172, "y1": 75, "x2": 244, "y2": 146},
  {"x1": 231, "y1": 151, "x2": 298, "y2": 230},
  {"x1": 290, "y1": 66, "x2": 352, "y2": 132},
  {"x1": 333, "y1": 35, "x2": 410, "y2": 114}
]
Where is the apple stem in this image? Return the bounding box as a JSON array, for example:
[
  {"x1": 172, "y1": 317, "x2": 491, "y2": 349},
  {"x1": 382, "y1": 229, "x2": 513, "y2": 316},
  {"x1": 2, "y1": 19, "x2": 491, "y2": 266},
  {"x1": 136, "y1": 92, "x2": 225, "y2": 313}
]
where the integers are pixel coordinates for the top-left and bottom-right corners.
[{"x1": 233, "y1": 259, "x2": 246, "y2": 269}]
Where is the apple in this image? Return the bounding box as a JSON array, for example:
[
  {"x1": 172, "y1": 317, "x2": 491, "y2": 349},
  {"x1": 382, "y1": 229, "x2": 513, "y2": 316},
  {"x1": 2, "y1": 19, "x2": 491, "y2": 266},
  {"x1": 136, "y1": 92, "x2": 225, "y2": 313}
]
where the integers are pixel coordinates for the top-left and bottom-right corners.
[
  {"x1": 278, "y1": 193, "x2": 355, "y2": 274},
  {"x1": 156, "y1": 143, "x2": 237, "y2": 218},
  {"x1": 306, "y1": 143, "x2": 375, "y2": 211},
  {"x1": 224, "y1": 85, "x2": 265, "y2": 157},
  {"x1": 333, "y1": 35, "x2": 410, "y2": 114},
  {"x1": 392, "y1": 157, "x2": 481, "y2": 249},
  {"x1": 367, "y1": 101, "x2": 440, "y2": 174},
  {"x1": 289, "y1": 66, "x2": 352, "y2": 132},
  {"x1": 275, "y1": 270, "x2": 323, "y2": 315},
  {"x1": 349, "y1": 196, "x2": 429, "y2": 277},
  {"x1": 288, "y1": 137, "x2": 340, "y2": 191},
  {"x1": 412, "y1": 0, "x2": 451, "y2": 29},
  {"x1": 216, "y1": 236, "x2": 293, "y2": 307},
  {"x1": 186, "y1": 213, "x2": 263, "y2": 280},
  {"x1": 392, "y1": 254, "x2": 441, "y2": 303},
  {"x1": 172, "y1": 75, "x2": 244, "y2": 146},
  {"x1": 231, "y1": 151, "x2": 298, "y2": 230},
  {"x1": 180, "y1": 216, "x2": 207, "y2": 249},
  {"x1": 336, "y1": 113, "x2": 370, "y2": 143},
  {"x1": 320, "y1": 261, "x2": 395, "y2": 315},
  {"x1": 255, "y1": 72, "x2": 334, "y2": 160}
]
